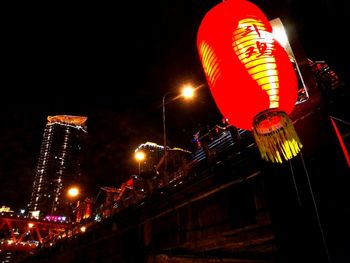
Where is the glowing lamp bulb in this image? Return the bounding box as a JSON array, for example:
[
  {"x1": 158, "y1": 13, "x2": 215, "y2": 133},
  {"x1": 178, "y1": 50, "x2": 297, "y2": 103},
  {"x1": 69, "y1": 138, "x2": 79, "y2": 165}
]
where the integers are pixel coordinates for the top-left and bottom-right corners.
[{"x1": 68, "y1": 187, "x2": 79, "y2": 197}]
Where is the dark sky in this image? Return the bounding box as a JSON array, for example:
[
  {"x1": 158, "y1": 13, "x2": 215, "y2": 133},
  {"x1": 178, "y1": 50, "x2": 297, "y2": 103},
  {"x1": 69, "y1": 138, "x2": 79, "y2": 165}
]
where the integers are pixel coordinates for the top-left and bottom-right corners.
[{"x1": 1, "y1": 0, "x2": 347, "y2": 211}]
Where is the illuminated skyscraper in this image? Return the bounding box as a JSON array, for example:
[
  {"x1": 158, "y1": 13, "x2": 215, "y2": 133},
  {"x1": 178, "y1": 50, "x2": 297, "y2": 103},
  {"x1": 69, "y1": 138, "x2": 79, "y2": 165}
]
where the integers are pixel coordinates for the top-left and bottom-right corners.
[{"x1": 28, "y1": 115, "x2": 87, "y2": 219}]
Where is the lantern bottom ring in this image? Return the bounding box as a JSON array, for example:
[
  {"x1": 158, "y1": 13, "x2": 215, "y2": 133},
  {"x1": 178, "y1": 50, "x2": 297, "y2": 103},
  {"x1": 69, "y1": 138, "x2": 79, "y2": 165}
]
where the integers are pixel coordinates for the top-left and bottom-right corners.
[{"x1": 252, "y1": 109, "x2": 302, "y2": 163}]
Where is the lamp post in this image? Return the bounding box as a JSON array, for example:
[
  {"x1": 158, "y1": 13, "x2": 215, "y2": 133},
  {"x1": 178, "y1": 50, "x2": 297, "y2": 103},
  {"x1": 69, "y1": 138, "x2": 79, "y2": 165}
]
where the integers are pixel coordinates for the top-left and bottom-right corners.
[
  {"x1": 162, "y1": 93, "x2": 168, "y2": 181},
  {"x1": 162, "y1": 85, "x2": 196, "y2": 185},
  {"x1": 67, "y1": 186, "x2": 80, "y2": 222},
  {"x1": 134, "y1": 150, "x2": 145, "y2": 175}
]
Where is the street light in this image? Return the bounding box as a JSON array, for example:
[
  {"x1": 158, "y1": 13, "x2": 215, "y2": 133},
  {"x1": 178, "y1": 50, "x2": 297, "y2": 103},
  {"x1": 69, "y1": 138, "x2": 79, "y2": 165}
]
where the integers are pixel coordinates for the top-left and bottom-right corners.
[
  {"x1": 67, "y1": 186, "x2": 80, "y2": 198},
  {"x1": 134, "y1": 150, "x2": 145, "y2": 175},
  {"x1": 66, "y1": 186, "x2": 80, "y2": 222},
  {"x1": 162, "y1": 84, "x2": 196, "y2": 184}
]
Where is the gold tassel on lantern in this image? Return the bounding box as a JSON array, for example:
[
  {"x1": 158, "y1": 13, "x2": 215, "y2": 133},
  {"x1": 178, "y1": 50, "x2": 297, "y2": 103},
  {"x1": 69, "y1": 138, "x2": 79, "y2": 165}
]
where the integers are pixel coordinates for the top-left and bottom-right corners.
[{"x1": 252, "y1": 109, "x2": 302, "y2": 163}]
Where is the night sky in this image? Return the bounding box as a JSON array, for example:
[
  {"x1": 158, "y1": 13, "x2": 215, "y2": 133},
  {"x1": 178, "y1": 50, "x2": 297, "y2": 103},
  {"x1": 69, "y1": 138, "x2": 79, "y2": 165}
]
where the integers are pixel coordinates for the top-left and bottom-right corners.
[{"x1": 1, "y1": 0, "x2": 347, "y2": 212}]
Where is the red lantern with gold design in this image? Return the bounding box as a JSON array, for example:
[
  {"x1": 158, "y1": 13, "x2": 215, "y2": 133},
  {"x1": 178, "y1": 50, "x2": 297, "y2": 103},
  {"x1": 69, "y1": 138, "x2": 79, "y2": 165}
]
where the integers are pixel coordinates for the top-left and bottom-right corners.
[{"x1": 197, "y1": 0, "x2": 302, "y2": 163}]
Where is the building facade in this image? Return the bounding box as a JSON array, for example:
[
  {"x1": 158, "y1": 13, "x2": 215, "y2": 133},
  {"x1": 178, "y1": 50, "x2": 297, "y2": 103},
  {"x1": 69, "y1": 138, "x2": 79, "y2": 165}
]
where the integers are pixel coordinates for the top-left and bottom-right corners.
[{"x1": 28, "y1": 115, "x2": 87, "y2": 219}]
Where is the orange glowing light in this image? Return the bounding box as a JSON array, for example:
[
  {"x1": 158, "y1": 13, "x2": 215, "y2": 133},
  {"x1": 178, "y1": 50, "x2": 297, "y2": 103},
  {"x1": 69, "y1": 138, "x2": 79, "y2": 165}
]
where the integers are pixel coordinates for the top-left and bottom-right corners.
[
  {"x1": 47, "y1": 115, "x2": 87, "y2": 126},
  {"x1": 67, "y1": 187, "x2": 79, "y2": 198}
]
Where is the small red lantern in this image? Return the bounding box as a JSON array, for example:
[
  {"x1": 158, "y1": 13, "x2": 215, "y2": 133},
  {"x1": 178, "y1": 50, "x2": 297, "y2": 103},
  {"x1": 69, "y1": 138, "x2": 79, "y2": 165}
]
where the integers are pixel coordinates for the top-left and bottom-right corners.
[{"x1": 197, "y1": 0, "x2": 302, "y2": 163}]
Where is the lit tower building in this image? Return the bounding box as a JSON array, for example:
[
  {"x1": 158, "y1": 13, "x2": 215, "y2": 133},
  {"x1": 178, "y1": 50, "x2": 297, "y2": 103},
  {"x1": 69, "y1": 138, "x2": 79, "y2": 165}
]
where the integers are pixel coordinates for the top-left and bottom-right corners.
[{"x1": 28, "y1": 115, "x2": 87, "y2": 219}]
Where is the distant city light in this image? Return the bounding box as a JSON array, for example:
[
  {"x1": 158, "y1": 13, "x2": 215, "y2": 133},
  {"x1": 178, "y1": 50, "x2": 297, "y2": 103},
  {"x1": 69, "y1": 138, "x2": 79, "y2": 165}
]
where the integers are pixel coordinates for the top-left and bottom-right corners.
[
  {"x1": 45, "y1": 215, "x2": 67, "y2": 222},
  {"x1": 0, "y1": 206, "x2": 14, "y2": 213},
  {"x1": 67, "y1": 187, "x2": 79, "y2": 198}
]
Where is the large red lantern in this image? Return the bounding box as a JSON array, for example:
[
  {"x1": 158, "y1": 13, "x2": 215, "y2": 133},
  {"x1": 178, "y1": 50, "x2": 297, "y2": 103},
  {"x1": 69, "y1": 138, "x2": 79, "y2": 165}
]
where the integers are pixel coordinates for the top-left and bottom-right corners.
[{"x1": 197, "y1": 0, "x2": 302, "y2": 163}]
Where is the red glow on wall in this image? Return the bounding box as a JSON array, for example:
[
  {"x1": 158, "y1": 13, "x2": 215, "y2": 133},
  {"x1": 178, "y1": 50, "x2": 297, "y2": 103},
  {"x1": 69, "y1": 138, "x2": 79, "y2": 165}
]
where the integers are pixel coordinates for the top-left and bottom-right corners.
[{"x1": 331, "y1": 117, "x2": 350, "y2": 168}]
